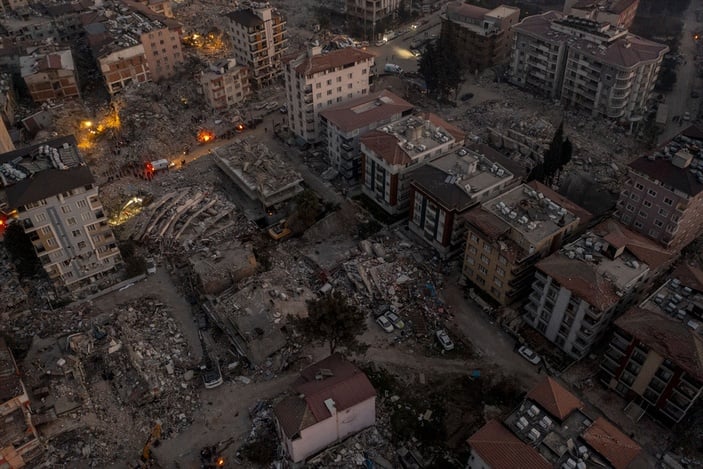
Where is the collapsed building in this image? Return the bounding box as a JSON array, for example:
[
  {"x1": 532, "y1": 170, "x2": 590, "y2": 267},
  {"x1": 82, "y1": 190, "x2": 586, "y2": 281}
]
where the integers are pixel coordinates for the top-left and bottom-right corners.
[{"x1": 19, "y1": 47, "x2": 79, "y2": 103}]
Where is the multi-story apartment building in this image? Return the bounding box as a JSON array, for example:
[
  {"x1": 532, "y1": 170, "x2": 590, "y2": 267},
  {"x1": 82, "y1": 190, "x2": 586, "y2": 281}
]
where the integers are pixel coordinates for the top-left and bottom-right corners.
[
  {"x1": 524, "y1": 219, "x2": 671, "y2": 359},
  {"x1": 19, "y1": 48, "x2": 79, "y2": 103},
  {"x1": 564, "y1": 0, "x2": 640, "y2": 29},
  {"x1": 408, "y1": 146, "x2": 517, "y2": 258},
  {"x1": 319, "y1": 90, "x2": 413, "y2": 184},
  {"x1": 345, "y1": 0, "x2": 400, "y2": 27},
  {"x1": 463, "y1": 181, "x2": 591, "y2": 305},
  {"x1": 441, "y1": 2, "x2": 520, "y2": 73},
  {"x1": 284, "y1": 46, "x2": 374, "y2": 143},
  {"x1": 0, "y1": 136, "x2": 122, "y2": 293},
  {"x1": 360, "y1": 113, "x2": 465, "y2": 215},
  {"x1": 468, "y1": 377, "x2": 644, "y2": 469},
  {"x1": 85, "y1": 1, "x2": 183, "y2": 94},
  {"x1": 615, "y1": 126, "x2": 703, "y2": 251},
  {"x1": 226, "y1": 3, "x2": 287, "y2": 88},
  {"x1": 199, "y1": 59, "x2": 251, "y2": 110},
  {"x1": 600, "y1": 261, "x2": 703, "y2": 423},
  {"x1": 2, "y1": 2, "x2": 86, "y2": 43},
  {"x1": 134, "y1": 0, "x2": 174, "y2": 18},
  {"x1": 510, "y1": 12, "x2": 668, "y2": 121}
]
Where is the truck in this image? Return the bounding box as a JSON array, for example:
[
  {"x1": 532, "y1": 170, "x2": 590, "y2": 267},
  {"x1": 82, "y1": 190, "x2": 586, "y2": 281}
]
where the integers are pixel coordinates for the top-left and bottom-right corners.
[
  {"x1": 384, "y1": 63, "x2": 403, "y2": 74},
  {"x1": 655, "y1": 104, "x2": 669, "y2": 126}
]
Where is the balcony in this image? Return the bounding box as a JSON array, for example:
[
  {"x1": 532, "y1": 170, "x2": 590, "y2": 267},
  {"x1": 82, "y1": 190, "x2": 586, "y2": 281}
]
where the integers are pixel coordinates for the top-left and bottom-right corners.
[
  {"x1": 601, "y1": 356, "x2": 619, "y2": 375},
  {"x1": 610, "y1": 333, "x2": 631, "y2": 353}
]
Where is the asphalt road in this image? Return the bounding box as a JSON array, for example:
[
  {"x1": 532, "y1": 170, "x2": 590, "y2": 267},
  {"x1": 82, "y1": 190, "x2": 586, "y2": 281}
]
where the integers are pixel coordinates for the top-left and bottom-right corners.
[{"x1": 660, "y1": 0, "x2": 702, "y2": 142}]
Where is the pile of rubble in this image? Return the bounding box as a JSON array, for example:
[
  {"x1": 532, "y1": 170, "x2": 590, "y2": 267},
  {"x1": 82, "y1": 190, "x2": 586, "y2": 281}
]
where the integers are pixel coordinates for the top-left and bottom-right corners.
[{"x1": 306, "y1": 426, "x2": 394, "y2": 468}]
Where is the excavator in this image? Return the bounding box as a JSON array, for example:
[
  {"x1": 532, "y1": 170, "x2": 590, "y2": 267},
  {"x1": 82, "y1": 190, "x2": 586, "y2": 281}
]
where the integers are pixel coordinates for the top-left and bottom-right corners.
[{"x1": 137, "y1": 423, "x2": 162, "y2": 468}]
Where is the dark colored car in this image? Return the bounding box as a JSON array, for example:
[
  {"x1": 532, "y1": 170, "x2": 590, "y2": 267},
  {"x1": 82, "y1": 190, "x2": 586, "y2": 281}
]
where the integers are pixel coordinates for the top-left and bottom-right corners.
[{"x1": 460, "y1": 93, "x2": 474, "y2": 101}]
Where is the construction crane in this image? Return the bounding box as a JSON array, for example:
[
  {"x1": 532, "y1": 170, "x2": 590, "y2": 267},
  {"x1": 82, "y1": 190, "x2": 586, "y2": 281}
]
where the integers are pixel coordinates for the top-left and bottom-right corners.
[{"x1": 140, "y1": 423, "x2": 162, "y2": 465}]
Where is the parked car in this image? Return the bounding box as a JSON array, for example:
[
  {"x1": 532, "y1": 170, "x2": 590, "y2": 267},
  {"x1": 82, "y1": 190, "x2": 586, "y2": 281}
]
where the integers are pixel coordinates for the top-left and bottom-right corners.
[
  {"x1": 518, "y1": 346, "x2": 541, "y2": 365},
  {"x1": 145, "y1": 257, "x2": 156, "y2": 275},
  {"x1": 376, "y1": 315, "x2": 394, "y2": 333},
  {"x1": 410, "y1": 48, "x2": 421, "y2": 58},
  {"x1": 436, "y1": 329, "x2": 454, "y2": 351},
  {"x1": 385, "y1": 312, "x2": 405, "y2": 330}
]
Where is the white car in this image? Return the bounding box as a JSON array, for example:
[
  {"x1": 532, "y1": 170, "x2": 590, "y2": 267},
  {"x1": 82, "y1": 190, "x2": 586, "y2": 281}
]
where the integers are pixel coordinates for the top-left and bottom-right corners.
[
  {"x1": 436, "y1": 329, "x2": 454, "y2": 351},
  {"x1": 376, "y1": 315, "x2": 394, "y2": 333},
  {"x1": 518, "y1": 346, "x2": 541, "y2": 365}
]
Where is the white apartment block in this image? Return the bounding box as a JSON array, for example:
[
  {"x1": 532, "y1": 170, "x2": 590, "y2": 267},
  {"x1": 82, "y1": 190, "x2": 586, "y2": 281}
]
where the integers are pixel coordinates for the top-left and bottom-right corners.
[
  {"x1": 200, "y1": 59, "x2": 251, "y2": 110},
  {"x1": 284, "y1": 46, "x2": 374, "y2": 143},
  {"x1": 319, "y1": 90, "x2": 413, "y2": 184},
  {"x1": 510, "y1": 12, "x2": 668, "y2": 121},
  {"x1": 360, "y1": 113, "x2": 465, "y2": 215},
  {"x1": 1, "y1": 136, "x2": 122, "y2": 292},
  {"x1": 524, "y1": 219, "x2": 668, "y2": 359},
  {"x1": 226, "y1": 3, "x2": 288, "y2": 88}
]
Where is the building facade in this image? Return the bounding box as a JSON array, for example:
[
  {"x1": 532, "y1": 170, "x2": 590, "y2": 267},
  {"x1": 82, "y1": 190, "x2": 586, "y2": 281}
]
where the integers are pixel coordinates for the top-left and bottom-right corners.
[
  {"x1": 615, "y1": 126, "x2": 703, "y2": 251},
  {"x1": 199, "y1": 59, "x2": 251, "y2": 110},
  {"x1": 462, "y1": 181, "x2": 590, "y2": 305},
  {"x1": 226, "y1": 3, "x2": 288, "y2": 88},
  {"x1": 524, "y1": 219, "x2": 670, "y2": 359},
  {"x1": 345, "y1": 0, "x2": 400, "y2": 27},
  {"x1": 600, "y1": 262, "x2": 703, "y2": 423},
  {"x1": 274, "y1": 355, "x2": 376, "y2": 463},
  {"x1": 564, "y1": 0, "x2": 640, "y2": 29},
  {"x1": 284, "y1": 46, "x2": 374, "y2": 143},
  {"x1": 19, "y1": 48, "x2": 79, "y2": 103},
  {"x1": 319, "y1": 90, "x2": 413, "y2": 184},
  {"x1": 408, "y1": 146, "x2": 516, "y2": 257},
  {"x1": 0, "y1": 136, "x2": 122, "y2": 292},
  {"x1": 510, "y1": 12, "x2": 668, "y2": 121},
  {"x1": 360, "y1": 113, "x2": 465, "y2": 215},
  {"x1": 441, "y1": 2, "x2": 520, "y2": 73},
  {"x1": 87, "y1": 2, "x2": 183, "y2": 94}
]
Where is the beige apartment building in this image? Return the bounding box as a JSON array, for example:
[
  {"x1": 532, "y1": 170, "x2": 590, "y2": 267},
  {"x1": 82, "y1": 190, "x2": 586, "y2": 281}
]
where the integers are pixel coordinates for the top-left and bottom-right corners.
[
  {"x1": 200, "y1": 59, "x2": 251, "y2": 110},
  {"x1": 462, "y1": 181, "x2": 590, "y2": 305},
  {"x1": 319, "y1": 89, "x2": 414, "y2": 184},
  {"x1": 360, "y1": 113, "x2": 465, "y2": 215},
  {"x1": 441, "y1": 2, "x2": 520, "y2": 73},
  {"x1": 564, "y1": 0, "x2": 640, "y2": 29},
  {"x1": 19, "y1": 48, "x2": 79, "y2": 103},
  {"x1": 510, "y1": 12, "x2": 668, "y2": 121},
  {"x1": 0, "y1": 136, "x2": 122, "y2": 293},
  {"x1": 87, "y1": 1, "x2": 183, "y2": 94},
  {"x1": 226, "y1": 3, "x2": 288, "y2": 88},
  {"x1": 284, "y1": 46, "x2": 374, "y2": 143},
  {"x1": 615, "y1": 126, "x2": 703, "y2": 251}
]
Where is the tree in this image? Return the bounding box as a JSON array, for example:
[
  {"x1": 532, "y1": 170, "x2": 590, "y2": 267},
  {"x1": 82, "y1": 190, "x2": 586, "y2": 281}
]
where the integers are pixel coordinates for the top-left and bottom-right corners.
[
  {"x1": 3, "y1": 222, "x2": 40, "y2": 277},
  {"x1": 535, "y1": 121, "x2": 572, "y2": 187},
  {"x1": 287, "y1": 189, "x2": 322, "y2": 234},
  {"x1": 418, "y1": 33, "x2": 463, "y2": 100},
  {"x1": 292, "y1": 291, "x2": 367, "y2": 355}
]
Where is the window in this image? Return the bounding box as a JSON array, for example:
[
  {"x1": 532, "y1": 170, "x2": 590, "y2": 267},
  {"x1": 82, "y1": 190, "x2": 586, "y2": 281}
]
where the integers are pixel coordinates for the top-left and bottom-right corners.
[
  {"x1": 626, "y1": 204, "x2": 635, "y2": 212},
  {"x1": 336, "y1": 76, "x2": 342, "y2": 82},
  {"x1": 643, "y1": 200, "x2": 652, "y2": 208},
  {"x1": 478, "y1": 265, "x2": 488, "y2": 275},
  {"x1": 664, "y1": 197, "x2": 673, "y2": 206},
  {"x1": 647, "y1": 189, "x2": 657, "y2": 197},
  {"x1": 77, "y1": 241, "x2": 86, "y2": 249},
  {"x1": 35, "y1": 213, "x2": 47, "y2": 222},
  {"x1": 76, "y1": 200, "x2": 87, "y2": 208},
  {"x1": 466, "y1": 257, "x2": 475, "y2": 265},
  {"x1": 470, "y1": 233, "x2": 479, "y2": 243},
  {"x1": 61, "y1": 205, "x2": 71, "y2": 214},
  {"x1": 348, "y1": 83, "x2": 353, "y2": 89},
  {"x1": 337, "y1": 86, "x2": 342, "y2": 92},
  {"x1": 496, "y1": 267, "x2": 505, "y2": 277},
  {"x1": 316, "y1": 83, "x2": 321, "y2": 89},
  {"x1": 72, "y1": 230, "x2": 81, "y2": 237},
  {"x1": 480, "y1": 254, "x2": 490, "y2": 264},
  {"x1": 46, "y1": 238, "x2": 56, "y2": 247},
  {"x1": 630, "y1": 193, "x2": 639, "y2": 201},
  {"x1": 494, "y1": 278, "x2": 503, "y2": 287},
  {"x1": 41, "y1": 226, "x2": 52, "y2": 235},
  {"x1": 348, "y1": 73, "x2": 353, "y2": 79},
  {"x1": 87, "y1": 224, "x2": 97, "y2": 232},
  {"x1": 648, "y1": 229, "x2": 659, "y2": 237},
  {"x1": 634, "y1": 221, "x2": 643, "y2": 229},
  {"x1": 362, "y1": 69, "x2": 367, "y2": 74},
  {"x1": 498, "y1": 256, "x2": 507, "y2": 266},
  {"x1": 326, "y1": 79, "x2": 331, "y2": 85},
  {"x1": 483, "y1": 244, "x2": 492, "y2": 254},
  {"x1": 638, "y1": 210, "x2": 647, "y2": 219},
  {"x1": 326, "y1": 90, "x2": 332, "y2": 95},
  {"x1": 469, "y1": 246, "x2": 477, "y2": 254},
  {"x1": 67, "y1": 217, "x2": 76, "y2": 225},
  {"x1": 634, "y1": 182, "x2": 644, "y2": 191},
  {"x1": 654, "y1": 219, "x2": 664, "y2": 227},
  {"x1": 658, "y1": 208, "x2": 668, "y2": 217}
]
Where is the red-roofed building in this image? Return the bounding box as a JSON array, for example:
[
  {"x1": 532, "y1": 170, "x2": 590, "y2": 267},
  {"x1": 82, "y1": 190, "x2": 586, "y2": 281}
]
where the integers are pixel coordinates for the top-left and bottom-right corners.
[
  {"x1": 319, "y1": 90, "x2": 414, "y2": 184},
  {"x1": 615, "y1": 126, "x2": 703, "y2": 251},
  {"x1": 581, "y1": 417, "x2": 642, "y2": 469},
  {"x1": 526, "y1": 377, "x2": 584, "y2": 420},
  {"x1": 284, "y1": 46, "x2": 374, "y2": 143},
  {"x1": 467, "y1": 419, "x2": 551, "y2": 469},
  {"x1": 510, "y1": 11, "x2": 667, "y2": 121},
  {"x1": 273, "y1": 355, "x2": 376, "y2": 462},
  {"x1": 600, "y1": 260, "x2": 703, "y2": 423},
  {"x1": 524, "y1": 218, "x2": 672, "y2": 359},
  {"x1": 360, "y1": 112, "x2": 464, "y2": 215}
]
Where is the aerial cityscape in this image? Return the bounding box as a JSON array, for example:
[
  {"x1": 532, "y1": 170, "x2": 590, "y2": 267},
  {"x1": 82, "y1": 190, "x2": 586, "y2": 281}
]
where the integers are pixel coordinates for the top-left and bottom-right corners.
[{"x1": 0, "y1": 0, "x2": 701, "y2": 467}]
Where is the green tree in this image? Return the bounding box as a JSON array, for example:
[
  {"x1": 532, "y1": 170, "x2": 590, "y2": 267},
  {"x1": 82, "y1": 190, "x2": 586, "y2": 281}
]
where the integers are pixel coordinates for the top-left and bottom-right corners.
[
  {"x1": 537, "y1": 121, "x2": 573, "y2": 187},
  {"x1": 287, "y1": 189, "x2": 322, "y2": 234},
  {"x1": 292, "y1": 291, "x2": 367, "y2": 355},
  {"x1": 3, "y1": 222, "x2": 40, "y2": 277},
  {"x1": 418, "y1": 34, "x2": 463, "y2": 100}
]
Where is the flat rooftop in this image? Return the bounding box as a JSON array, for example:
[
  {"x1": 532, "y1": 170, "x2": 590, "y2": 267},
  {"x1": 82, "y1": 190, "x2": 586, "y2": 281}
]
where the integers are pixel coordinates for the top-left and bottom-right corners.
[
  {"x1": 483, "y1": 183, "x2": 577, "y2": 246},
  {"x1": 20, "y1": 47, "x2": 74, "y2": 77},
  {"x1": 319, "y1": 89, "x2": 414, "y2": 134}
]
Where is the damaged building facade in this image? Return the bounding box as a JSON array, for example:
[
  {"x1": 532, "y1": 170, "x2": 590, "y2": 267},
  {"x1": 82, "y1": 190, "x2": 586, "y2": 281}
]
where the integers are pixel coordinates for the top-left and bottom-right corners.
[
  {"x1": 284, "y1": 46, "x2": 374, "y2": 143},
  {"x1": 319, "y1": 89, "x2": 414, "y2": 185},
  {"x1": 441, "y1": 2, "x2": 520, "y2": 73},
  {"x1": 0, "y1": 136, "x2": 122, "y2": 293},
  {"x1": 524, "y1": 219, "x2": 671, "y2": 359},
  {"x1": 226, "y1": 2, "x2": 288, "y2": 88},
  {"x1": 19, "y1": 47, "x2": 79, "y2": 103},
  {"x1": 85, "y1": 1, "x2": 184, "y2": 94},
  {"x1": 360, "y1": 113, "x2": 465, "y2": 215},
  {"x1": 199, "y1": 58, "x2": 251, "y2": 110},
  {"x1": 510, "y1": 12, "x2": 668, "y2": 121},
  {"x1": 564, "y1": 0, "x2": 640, "y2": 29},
  {"x1": 407, "y1": 146, "x2": 516, "y2": 258}
]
